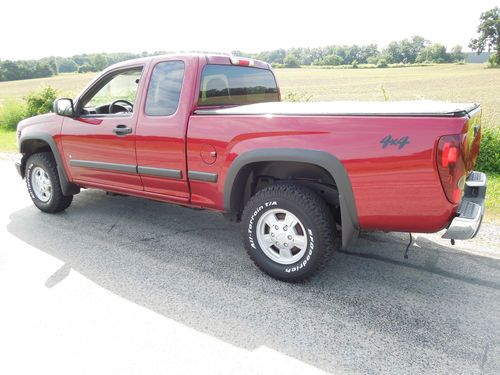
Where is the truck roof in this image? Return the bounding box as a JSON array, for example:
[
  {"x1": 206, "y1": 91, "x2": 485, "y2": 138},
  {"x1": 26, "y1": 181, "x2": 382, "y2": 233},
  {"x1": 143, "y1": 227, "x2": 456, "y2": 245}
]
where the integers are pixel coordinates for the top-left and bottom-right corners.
[
  {"x1": 195, "y1": 101, "x2": 480, "y2": 117},
  {"x1": 107, "y1": 53, "x2": 271, "y2": 71}
]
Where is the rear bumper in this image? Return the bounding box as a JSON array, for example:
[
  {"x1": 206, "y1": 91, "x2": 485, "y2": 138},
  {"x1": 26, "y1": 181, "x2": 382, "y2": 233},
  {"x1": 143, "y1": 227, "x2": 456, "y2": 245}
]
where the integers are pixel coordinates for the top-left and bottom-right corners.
[{"x1": 442, "y1": 171, "x2": 487, "y2": 240}]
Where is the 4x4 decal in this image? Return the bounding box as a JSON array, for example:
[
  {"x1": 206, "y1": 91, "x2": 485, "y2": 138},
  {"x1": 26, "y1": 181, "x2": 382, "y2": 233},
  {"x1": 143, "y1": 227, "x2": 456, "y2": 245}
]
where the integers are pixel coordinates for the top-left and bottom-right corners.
[{"x1": 380, "y1": 134, "x2": 410, "y2": 150}]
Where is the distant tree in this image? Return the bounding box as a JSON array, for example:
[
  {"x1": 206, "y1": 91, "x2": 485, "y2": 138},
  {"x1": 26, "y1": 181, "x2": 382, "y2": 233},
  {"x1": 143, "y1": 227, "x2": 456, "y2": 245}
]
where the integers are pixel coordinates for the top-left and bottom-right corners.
[
  {"x1": 283, "y1": 54, "x2": 300, "y2": 68},
  {"x1": 91, "y1": 54, "x2": 109, "y2": 71},
  {"x1": 319, "y1": 55, "x2": 343, "y2": 66},
  {"x1": 384, "y1": 41, "x2": 403, "y2": 63},
  {"x1": 469, "y1": 7, "x2": 500, "y2": 66},
  {"x1": 358, "y1": 44, "x2": 379, "y2": 63},
  {"x1": 33, "y1": 62, "x2": 54, "y2": 78},
  {"x1": 450, "y1": 45, "x2": 465, "y2": 62},
  {"x1": 78, "y1": 64, "x2": 94, "y2": 73},
  {"x1": 384, "y1": 36, "x2": 428, "y2": 64},
  {"x1": 488, "y1": 52, "x2": 499, "y2": 67},
  {"x1": 57, "y1": 58, "x2": 78, "y2": 73},
  {"x1": 400, "y1": 36, "x2": 428, "y2": 63},
  {"x1": 376, "y1": 58, "x2": 388, "y2": 68},
  {"x1": 0, "y1": 60, "x2": 33, "y2": 81},
  {"x1": 416, "y1": 43, "x2": 450, "y2": 63},
  {"x1": 258, "y1": 49, "x2": 287, "y2": 64}
]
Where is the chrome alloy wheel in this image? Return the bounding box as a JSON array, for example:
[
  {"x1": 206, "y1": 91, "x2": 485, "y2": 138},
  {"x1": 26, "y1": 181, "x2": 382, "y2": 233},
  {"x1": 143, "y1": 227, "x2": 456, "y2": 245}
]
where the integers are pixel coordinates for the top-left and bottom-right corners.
[
  {"x1": 256, "y1": 208, "x2": 308, "y2": 265},
  {"x1": 31, "y1": 166, "x2": 52, "y2": 202}
]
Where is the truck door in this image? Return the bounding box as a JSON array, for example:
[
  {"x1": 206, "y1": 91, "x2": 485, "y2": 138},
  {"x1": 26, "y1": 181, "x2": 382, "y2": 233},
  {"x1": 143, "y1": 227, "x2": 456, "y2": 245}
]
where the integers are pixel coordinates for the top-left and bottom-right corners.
[
  {"x1": 61, "y1": 66, "x2": 145, "y2": 191},
  {"x1": 135, "y1": 58, "x2": 194, "y2": 201}
]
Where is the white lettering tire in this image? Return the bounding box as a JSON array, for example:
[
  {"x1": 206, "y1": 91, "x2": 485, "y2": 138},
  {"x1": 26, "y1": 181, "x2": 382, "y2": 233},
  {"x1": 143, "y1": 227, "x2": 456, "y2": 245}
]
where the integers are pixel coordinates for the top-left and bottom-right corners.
[{"x1": 241, "y1": 183, "x2": 337, "y2": 281}]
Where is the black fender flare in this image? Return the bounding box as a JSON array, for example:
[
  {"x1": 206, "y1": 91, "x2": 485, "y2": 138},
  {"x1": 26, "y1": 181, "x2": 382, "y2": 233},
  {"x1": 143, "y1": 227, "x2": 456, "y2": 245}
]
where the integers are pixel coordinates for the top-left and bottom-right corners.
[
  {"x1": 19, "y1": 132, "x2": 80, "y2": 196},
  {"x1": 223, "y1": 148, "x2": 359, "y2": 249}
]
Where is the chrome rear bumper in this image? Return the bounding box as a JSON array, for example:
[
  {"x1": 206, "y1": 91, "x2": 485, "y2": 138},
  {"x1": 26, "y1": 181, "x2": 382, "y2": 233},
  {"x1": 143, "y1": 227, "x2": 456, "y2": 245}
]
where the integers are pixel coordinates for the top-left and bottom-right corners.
[{"x1": 442, "y1": 171, "x2": 487, "y2": 240}]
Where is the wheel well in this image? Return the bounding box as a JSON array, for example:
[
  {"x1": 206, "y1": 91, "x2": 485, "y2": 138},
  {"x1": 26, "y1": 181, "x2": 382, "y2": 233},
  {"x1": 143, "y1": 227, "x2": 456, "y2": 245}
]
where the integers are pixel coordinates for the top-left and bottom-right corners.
[
  {"x1": 19, "y1": 139, "x2": 53, "y2": 177},
  {"x1": 229, "y1": 161, "x2": 341, "y2": 222}
]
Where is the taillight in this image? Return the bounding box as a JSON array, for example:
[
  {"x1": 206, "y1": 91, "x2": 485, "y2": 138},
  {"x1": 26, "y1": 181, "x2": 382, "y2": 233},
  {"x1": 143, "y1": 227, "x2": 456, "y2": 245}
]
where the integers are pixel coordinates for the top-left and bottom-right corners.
[{"x1": 437, "y1": 135, "x2": 466, "y2": 204}]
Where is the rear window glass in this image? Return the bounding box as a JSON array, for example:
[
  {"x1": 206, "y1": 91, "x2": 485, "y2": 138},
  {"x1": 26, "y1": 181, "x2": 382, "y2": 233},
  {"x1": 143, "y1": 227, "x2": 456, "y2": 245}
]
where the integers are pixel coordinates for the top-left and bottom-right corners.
[{"x1": 198, "y1": 65, "x2": 279, "y2": 106}]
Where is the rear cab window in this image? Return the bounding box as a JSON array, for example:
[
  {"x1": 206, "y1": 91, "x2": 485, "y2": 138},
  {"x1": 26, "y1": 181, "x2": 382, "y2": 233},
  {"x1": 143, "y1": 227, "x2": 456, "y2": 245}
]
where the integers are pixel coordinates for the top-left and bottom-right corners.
[{"x1": 198, "y1": 65, "x2": 279, "y2": 107}]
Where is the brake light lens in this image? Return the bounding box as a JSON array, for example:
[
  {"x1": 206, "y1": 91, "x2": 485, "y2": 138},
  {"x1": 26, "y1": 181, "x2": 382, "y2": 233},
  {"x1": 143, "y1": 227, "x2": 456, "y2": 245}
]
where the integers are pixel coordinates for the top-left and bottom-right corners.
[
  {"x1": 437, "y1": 135, "x2": 466, "y2": 204},
  {"x1": 230, "y1": 57, "x2": 255, "y2": 66},
  {"x1": 441, "y1": 142, "x2": 458, "y2": 167}
]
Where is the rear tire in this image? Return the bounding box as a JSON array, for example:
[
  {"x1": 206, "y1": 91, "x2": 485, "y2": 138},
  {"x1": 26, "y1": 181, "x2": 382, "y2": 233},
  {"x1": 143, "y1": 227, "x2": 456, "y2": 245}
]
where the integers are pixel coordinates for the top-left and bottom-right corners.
[
  {"x1": 241, "y1": 183, "x2": 337, "y2": 282},
  {"x1": 25, "y1": 152, "x2": 73, "y2": 213}
]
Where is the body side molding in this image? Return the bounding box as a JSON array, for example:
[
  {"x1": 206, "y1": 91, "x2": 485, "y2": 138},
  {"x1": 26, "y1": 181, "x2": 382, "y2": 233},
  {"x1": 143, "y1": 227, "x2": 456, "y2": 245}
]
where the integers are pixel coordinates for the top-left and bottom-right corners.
[
  {"x1": 69, "y1": 159, "x2": 137, "y2": 174},
  {"x1": 188, "y1": 171, "x2": 218, "y2": 182},
  {"x1": 223, "y1": 148, "x2": 359, "y2": 249},
  {"x1": 138, "y1": 166, "x2": 182, "y2": 179}
]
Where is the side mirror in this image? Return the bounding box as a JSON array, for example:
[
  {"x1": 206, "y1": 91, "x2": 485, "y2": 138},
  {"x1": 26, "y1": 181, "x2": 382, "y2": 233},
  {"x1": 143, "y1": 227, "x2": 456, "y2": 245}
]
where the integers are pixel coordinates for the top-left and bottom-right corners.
[{"x1": 53, "y1": 98, "x2": 75, "y2": 117}]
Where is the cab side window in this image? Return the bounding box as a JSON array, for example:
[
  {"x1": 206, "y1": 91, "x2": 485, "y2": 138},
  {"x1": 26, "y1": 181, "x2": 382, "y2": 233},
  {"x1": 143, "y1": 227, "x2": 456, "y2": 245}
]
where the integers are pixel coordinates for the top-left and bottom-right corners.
[{"x1": 145, "y1": 61, "x2": 185, "y2": 116}]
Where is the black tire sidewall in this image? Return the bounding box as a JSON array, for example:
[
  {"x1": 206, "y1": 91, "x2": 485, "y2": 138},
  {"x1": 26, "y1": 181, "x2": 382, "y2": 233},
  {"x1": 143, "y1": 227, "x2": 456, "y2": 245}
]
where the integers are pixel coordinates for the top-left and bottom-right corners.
[
  {"x1": 26, "y1": 157, "x2": 56, "y2": 210},
  {"x1": 244, "y1": 195, "x2": 323, "y2": 280}
]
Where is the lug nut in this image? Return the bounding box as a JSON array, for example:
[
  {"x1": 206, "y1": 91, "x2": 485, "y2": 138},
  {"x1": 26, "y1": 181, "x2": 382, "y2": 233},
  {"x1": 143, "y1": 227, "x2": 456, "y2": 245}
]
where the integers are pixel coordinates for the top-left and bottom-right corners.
[
  {"x1": 283, "y1": 226, "x2": 288, "y2": 231},
  {"x1": 288, "y1": 235, "x2": 292, "y2": 240},
  {"x1": 275, "y1": 225, "x2": 279, "y2": 230},
  {"x1": 284, "y1": 243, "x2": 288, "y2": 247},
  {"x1": 271, "y1": 233, "x2": 275, "y2": 237}
]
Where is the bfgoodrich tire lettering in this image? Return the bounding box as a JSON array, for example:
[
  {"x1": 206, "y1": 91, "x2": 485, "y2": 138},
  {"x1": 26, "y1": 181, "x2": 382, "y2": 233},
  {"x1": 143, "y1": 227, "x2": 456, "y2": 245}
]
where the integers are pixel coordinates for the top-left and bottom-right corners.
[
  {"x1": 241, "y1": 183, "x2": 337, "y2": 281},
  {"x1": 25, "y1": 152, "x2": 73, "y2": 213}
]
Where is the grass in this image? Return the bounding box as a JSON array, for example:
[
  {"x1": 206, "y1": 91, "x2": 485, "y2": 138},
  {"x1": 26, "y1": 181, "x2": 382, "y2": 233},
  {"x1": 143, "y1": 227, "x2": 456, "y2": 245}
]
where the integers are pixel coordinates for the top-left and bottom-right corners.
[
  {"x1": 0, "y1": 72, "x2": 96, "y2": 107},
  {"x1": 486, "y1": 175, "x2": 500, "y2": 222},
  {"x1": 0, "y1": 128, "x2": 16, "y2": 152},
  {"x1": 0, "y1": 64, "x2": 498, "y2": 221}
]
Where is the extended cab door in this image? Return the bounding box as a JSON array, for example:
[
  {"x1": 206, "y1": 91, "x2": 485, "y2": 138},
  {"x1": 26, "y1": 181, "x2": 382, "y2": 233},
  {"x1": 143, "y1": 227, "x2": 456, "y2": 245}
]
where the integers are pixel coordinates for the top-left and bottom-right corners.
[
  {"x1": 134, "y1": 57, "x2": 196, "y2": 200},
  {"x1": 61, "y1": 65, "x2": 146, "y2": 191}
]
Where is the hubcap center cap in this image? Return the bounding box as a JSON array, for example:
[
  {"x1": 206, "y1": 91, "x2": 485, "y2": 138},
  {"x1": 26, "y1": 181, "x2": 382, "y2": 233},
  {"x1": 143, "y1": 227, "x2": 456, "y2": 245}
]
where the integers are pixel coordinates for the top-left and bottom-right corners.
[{"x1": 273, "y1": 230, "x2": 294, "y2": 248}]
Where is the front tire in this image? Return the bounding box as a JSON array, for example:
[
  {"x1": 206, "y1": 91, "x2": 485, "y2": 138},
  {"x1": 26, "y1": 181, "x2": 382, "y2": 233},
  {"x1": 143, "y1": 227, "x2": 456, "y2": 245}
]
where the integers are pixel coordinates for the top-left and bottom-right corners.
[
  {"x1": 241, "y1": 183, "x2": 337, "y2": 281},
  {"x1": 25, "y1": 152, "x2": 73, "y2": 213}
]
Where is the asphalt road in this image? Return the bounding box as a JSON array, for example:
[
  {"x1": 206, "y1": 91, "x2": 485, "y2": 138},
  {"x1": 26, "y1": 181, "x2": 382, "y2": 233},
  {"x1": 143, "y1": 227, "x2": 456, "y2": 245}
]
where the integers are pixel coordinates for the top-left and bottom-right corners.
[{"x1": 1, "y1": 157, "x2": 499, "y2": 374}]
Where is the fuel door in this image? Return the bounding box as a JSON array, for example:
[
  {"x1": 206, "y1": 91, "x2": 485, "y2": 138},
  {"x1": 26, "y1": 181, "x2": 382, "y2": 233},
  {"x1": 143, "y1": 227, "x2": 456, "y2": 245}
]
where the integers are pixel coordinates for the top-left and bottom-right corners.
[{"x1": 200, "y1": 144, "x2": 217, "y2": 165}]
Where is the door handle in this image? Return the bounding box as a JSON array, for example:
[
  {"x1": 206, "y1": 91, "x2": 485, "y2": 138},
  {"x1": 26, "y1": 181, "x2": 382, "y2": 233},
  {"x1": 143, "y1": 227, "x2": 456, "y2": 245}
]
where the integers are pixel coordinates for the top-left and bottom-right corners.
[{"x1": 112, "y1": 124, "x2": 133, "y2": 136}]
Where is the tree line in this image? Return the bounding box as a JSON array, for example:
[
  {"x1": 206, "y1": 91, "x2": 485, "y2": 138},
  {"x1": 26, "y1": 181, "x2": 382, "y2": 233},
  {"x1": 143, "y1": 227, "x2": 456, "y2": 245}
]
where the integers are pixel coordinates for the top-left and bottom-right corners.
[
  {"x1": 0, "y1": 52, "x2": 163, "y2": 82},
  {"x1": 235, "y1": 36, "x2": 466, "y2": 68},
  {"x1": 0, "y1": 37, "x2": 466, "y2": 82}
]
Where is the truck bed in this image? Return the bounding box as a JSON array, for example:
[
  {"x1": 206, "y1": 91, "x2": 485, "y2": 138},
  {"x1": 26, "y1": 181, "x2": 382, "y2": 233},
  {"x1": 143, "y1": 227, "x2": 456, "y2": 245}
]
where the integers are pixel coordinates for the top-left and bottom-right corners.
[{"x1": 195, "y1": 101, "x2": 479, "y2": 117}]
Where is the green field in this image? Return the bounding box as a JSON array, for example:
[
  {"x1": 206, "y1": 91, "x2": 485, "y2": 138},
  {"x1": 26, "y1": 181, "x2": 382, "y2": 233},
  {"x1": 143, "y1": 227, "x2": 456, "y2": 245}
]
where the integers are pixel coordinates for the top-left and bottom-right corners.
[{"x1": 0, "y1": 64, "x2": 498, "y2": 220}]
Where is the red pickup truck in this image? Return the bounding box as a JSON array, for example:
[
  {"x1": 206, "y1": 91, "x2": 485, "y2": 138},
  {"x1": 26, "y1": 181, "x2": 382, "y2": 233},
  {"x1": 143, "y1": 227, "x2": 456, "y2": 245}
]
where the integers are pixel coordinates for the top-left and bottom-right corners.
[{"x1": 15, "y1": 54, "x2": 487, "y2": 281}]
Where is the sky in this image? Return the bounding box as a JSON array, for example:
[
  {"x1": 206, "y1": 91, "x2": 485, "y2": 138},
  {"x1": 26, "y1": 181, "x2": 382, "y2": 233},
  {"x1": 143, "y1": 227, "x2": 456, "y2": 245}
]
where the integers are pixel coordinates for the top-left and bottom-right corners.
[{"x1": 1, "y1": 0, "x2": 498, "y2": 60}]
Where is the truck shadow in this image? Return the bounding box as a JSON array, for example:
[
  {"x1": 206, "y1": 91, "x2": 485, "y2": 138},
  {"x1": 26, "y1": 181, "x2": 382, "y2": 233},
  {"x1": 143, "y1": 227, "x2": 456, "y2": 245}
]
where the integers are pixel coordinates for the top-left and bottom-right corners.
[{"x1": 7, "y1": 190, "x2": 500, "y2": 373}]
